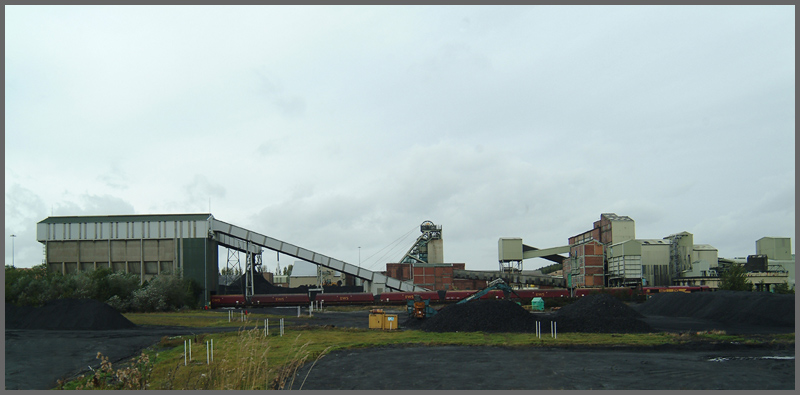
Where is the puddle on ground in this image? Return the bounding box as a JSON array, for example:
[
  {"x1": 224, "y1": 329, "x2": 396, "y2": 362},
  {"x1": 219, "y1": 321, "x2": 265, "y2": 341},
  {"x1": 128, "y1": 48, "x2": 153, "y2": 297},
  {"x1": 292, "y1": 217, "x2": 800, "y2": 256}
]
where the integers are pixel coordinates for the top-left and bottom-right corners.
[{"x1": 708, "y1": 356, "x2": 795, "y2": 362}]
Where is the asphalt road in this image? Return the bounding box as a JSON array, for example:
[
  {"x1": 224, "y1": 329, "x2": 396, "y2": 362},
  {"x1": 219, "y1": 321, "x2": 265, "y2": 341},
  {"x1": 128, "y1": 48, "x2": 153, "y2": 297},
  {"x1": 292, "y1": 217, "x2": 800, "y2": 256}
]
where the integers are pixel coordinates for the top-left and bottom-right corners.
[{"x1": 287, "y1": 345, "x2": 795, "y2": 390}]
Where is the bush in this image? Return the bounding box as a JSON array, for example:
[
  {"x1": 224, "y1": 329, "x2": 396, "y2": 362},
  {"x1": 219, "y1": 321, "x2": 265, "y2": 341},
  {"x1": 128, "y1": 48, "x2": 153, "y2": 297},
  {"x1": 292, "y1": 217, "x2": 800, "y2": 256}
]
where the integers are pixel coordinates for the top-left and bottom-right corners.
[
  {"x1": 6, "y1": 264, "x2": 198, "y2": 312},
  {"x1": 131, "y1": 285, "x2": 168, "y2": 312},
  {"x1": 5, "y1": 264, "x2": 51, "y2": 306},
  {"x1": 130, "y1": 275, "x2": 198, "y2": 312},
  {"x1": 719, "y1": 264, "x2": 753, "y2": 291},
  {"x1": 774, "y1": 281, "x2": 794, "y2": 294}
]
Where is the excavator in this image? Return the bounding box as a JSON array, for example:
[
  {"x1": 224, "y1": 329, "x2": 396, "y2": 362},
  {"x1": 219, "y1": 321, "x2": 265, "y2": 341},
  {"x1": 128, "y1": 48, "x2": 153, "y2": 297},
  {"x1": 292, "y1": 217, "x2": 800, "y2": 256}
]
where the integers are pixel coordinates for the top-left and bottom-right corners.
[
  {"x1": 456, "y1": 278, "x2": 522, "y2": 304},
  {"x1": 408, "y1": 294, "x2": 438, "y2": 319},
  {"x1": 407, "y1": 278, "x2": 522, "y2": 319}
]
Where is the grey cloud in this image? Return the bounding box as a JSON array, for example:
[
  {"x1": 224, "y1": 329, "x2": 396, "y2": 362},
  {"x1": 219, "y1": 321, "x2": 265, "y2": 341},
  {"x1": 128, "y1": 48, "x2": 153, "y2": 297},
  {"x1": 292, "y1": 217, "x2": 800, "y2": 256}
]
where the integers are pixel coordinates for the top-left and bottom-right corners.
[
  {"x1": 96, "y1": 166, "x2": 129, "y2": 190},
  {"x1": 253, "y1": 69, "x2": 306, "y2": 117},
  {"x1": 53, "y1": 194, "x2": 136, "y2": 216},
  {"x1": 185, "y1": 175, "x2": 226, "y2": 199},
  {"x1": 273, "y1": 96, "x2": 306, "y2": 117},
  {"x1": 5, "y1": 184, "x2": 47, "y2": 230}
]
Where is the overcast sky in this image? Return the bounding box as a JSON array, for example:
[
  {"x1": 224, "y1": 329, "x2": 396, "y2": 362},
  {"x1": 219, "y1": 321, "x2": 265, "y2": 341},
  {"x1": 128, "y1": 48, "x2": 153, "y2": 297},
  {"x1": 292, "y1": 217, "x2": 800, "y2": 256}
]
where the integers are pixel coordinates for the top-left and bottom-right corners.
[{"x1": 5, "y1": 5, "x2": 795, "y2": 273}]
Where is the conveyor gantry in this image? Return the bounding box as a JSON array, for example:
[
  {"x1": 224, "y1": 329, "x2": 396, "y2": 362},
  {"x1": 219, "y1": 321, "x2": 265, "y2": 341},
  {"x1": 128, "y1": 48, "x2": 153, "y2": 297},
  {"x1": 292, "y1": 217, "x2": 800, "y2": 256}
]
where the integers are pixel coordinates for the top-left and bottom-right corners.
[{"x1": 210, "y1": 219, "x2": 428, "y2": 295}]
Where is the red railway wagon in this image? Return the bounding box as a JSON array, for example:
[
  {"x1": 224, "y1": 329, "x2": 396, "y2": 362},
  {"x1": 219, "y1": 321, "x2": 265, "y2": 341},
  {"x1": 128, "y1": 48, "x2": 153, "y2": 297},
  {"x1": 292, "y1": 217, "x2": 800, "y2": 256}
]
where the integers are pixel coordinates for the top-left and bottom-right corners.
[
  {"x1": 642, "y1": 286, "x2": 710, "y2": 295},
  {"x1": 377, "y1": 291, "x2": 440, "y2": 303},
  {"x1": 250, "y1": 293, "x2": 310, "y2": 306},
  {"x1": 478, "y1": 290, "x2": 508, "y2": 300},
  {"x1": 210, "y1": 294, "x2": 246, "y2": 307},
  {"x1": 442, "y1": 290, "x2": 473, "y2": 302},
  {"x1": 315, "y1": 293, "x2": 375, "y2": 305},
  {"x1": 513, "y1": 289, "x2": 570, "y2": 299},
  {"x1": 573, "y1": 287, "x2": 634, "y2": 297}
]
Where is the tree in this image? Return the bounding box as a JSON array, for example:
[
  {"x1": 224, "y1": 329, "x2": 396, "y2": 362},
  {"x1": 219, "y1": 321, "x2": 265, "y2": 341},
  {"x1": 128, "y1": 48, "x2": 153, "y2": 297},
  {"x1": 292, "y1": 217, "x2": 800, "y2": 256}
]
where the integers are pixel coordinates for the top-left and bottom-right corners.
[
  {"x1": 718, "y1": 264, "x2": 752, "y2": 291},
  {"x1": 282, "y1": 264, "x2": 293, "y2": 276},
  {"x1": 220, "y1": 267, "x2": 242, "y2": 276},
  {"x1": 774, "y1": 281, "x2": 794, "y2": 294}
]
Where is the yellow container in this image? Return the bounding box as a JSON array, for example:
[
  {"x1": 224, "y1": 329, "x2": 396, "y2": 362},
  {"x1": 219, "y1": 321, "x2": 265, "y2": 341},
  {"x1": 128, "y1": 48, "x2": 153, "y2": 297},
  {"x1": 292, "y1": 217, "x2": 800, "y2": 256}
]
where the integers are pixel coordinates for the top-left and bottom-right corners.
[
  {"x1": 382, "y1": 314, "x2": 398, "y2": 330},
  {"x1": 369, "y1": 313, "x2": 385, "y2": 329}
]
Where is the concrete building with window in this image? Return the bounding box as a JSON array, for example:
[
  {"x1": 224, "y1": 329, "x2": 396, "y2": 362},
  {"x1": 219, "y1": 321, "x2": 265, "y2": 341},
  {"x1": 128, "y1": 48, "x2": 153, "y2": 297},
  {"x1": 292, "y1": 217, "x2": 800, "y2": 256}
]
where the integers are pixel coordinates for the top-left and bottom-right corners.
[{"x1": 36, "y1": 213, "x2": 259, "y2": 305}]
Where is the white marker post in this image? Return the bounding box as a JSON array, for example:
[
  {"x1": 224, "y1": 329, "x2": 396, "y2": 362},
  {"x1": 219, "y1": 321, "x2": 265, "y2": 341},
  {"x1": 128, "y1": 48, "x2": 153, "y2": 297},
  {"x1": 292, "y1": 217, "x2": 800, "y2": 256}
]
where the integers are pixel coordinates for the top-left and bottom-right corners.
[
  {"x1": 554, "y1": 322, "x2": 557, "y2": 339},
  {"x1": 206, "y1": 341, "x2": 209, "y2": 364},
  {"x1": 211, "y1": 338, "x2": 214, "y2": 362},
  {"x1": 184, "y1": 340, "x2": 187, "y2": 366}
]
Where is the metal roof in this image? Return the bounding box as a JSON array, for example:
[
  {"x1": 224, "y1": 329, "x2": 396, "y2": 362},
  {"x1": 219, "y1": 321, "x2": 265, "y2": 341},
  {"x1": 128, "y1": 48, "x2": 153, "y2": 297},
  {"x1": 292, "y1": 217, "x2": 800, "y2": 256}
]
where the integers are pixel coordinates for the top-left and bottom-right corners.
[
  {"x1": 641, "y1": 239, "x2": 670, "y2": 245},
  {"x1": 694, "y1": 244, "x2": 717, "y2": 251},
  {"x1": 601, "y1": 213, "x2": 633, "y2": 221},
  {"x1": 38, "y1": 213, "x2": 213, "y2": 224}
]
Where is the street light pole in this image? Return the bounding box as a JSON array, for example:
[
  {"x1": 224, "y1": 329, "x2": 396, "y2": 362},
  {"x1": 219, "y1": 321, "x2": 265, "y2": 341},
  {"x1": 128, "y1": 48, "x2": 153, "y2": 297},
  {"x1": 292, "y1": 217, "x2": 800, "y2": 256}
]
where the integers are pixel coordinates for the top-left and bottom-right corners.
[
  {"x1": 358, "y1": 246, "x2": 361, "y2": 267},
  {"x1": 10, "y1": 234, "x2": 16, "y2": 267}
]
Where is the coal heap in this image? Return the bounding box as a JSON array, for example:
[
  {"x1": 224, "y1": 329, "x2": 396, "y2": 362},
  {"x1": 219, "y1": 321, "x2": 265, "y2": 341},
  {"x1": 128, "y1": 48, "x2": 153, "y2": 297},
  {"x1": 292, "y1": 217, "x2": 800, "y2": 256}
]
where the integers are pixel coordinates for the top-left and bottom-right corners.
[
  {"x1": 632, "y1": 290, "x2": 795, "y2": 327},
  {"x1": 555, "y1": 293, "x2": 653, "y2": 333},
  {"x1": 6, "y1": 299, "x2": 137, "y2": 330},
  {"x1": 407, "y1": 294, "x2": 653, "y2": 334},
  {"x1": 415, "y1": 300, "x2": 540, "y2": 333}
]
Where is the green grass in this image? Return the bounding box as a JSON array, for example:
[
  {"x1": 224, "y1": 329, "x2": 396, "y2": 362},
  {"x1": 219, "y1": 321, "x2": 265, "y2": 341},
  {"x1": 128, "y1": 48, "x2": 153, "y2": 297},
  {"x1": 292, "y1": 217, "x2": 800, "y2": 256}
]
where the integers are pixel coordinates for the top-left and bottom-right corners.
[{"x1": 123, "y1": 310, "x2": 313, "y2": 328}]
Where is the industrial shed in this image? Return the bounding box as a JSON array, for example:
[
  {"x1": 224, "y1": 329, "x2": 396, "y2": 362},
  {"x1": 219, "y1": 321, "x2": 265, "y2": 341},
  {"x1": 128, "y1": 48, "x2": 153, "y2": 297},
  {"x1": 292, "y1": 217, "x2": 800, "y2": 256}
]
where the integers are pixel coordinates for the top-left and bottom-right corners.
[
  {"x1": 36, "y1": 213, "x2": 239, "y2": 305},
  {"x1": 36, "y1": 213, "x2": 425, "y2": 305}
]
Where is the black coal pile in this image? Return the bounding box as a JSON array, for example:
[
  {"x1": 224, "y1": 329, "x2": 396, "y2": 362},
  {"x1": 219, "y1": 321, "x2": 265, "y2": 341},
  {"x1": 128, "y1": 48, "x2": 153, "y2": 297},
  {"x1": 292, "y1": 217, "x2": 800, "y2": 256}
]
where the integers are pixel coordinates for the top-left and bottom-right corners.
[
  {"x1": 632, "y1": 291, "x2": 794, "y2": 327},
  {"x1": 6, "y1": 299, "x2": 137, "y2": 330},
  {"x1": 413, "y1": 300, "x2": 541, "y2": 333},
  {"x1": 555, "y1": 293, "x2": 653, "y2": 333},
  {"x1": 406, "y1": 294, "x2": 654, "y2": 334}
]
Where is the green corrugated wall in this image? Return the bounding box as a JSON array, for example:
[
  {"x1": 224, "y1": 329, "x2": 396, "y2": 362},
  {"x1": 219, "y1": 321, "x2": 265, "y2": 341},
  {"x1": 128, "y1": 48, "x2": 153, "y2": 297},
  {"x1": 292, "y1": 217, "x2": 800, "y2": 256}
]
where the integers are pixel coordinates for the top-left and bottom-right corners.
[{"x1": 180, "y1": 238, "x2": 219, "y2": 305}]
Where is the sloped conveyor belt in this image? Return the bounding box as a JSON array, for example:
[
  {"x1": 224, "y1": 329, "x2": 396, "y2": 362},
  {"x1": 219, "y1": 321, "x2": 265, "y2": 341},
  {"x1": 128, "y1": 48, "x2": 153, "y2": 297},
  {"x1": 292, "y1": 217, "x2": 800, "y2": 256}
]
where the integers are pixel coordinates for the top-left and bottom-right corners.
[{"x1": 211, "y1": 219, "x2": 428, "y2": 292}]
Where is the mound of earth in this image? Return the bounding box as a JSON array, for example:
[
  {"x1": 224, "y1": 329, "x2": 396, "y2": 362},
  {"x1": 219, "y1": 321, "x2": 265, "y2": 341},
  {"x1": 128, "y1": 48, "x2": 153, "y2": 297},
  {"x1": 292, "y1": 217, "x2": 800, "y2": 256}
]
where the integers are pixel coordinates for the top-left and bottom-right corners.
[
  {"x1": 405, "y1": 294, "x2": 653, "y2": 334},
  {"x1": 555, "y1": 293, "x2": 653, "y2": 333},
  {"x1": 632, "y1": 290, "x2": 794, "y2": 327},
  {"x1": 6, "y1": 299, "x2": 137, "y2": 330}
]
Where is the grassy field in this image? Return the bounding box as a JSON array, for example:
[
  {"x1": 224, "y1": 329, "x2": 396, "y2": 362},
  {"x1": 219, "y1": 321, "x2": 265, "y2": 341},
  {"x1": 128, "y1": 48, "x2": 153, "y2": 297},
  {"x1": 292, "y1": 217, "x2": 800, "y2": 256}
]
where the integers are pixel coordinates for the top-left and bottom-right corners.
[
  {"x1": 122, "y1": 309, "x2": 314, "y2": 328},
  {"x1": 60, "y1": 310, "x2": 795, "y2": 390}
]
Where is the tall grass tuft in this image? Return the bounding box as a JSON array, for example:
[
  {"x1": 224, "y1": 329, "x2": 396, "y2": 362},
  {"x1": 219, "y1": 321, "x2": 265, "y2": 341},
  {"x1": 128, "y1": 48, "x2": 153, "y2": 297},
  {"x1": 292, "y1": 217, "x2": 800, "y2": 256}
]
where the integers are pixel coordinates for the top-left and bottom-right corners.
[
  {"x1": 60, "y1": 351, "x2": 152, "y2": 390},
  {"x1": 152, "y1": 326, "x2": 327, "y2": 390}
]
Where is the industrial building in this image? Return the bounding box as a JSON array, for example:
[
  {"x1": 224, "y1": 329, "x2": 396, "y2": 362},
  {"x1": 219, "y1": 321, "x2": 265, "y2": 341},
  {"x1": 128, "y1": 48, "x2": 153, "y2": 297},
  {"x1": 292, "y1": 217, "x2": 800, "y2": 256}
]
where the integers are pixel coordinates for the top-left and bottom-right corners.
[
  {"x1": 383, "y1": 221, "x2": 487, "y2": 291},
  {"x1": 564, "y1": 213, "x2": 793, "y2": 291},
  {"x1": 34, "y1": 212, "x2": 794, "y2": 305},
  {"x1": 36, "y1": 214, "x2": 225, "y2": 302},
  {"x1": 36, "y1": 214, "x2": 425, "y2": 305}
]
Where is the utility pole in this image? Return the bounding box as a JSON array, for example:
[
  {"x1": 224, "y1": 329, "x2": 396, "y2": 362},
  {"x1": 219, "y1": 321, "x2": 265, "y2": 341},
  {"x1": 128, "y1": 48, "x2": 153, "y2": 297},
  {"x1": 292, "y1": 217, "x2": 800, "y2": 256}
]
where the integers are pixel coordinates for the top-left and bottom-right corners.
[
  {"x1": 358, "y1": 246, "x2": 361, "y2": 267},
  {"x1": 10, "y1": 234, "x2": 16, "y2": 267}
]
